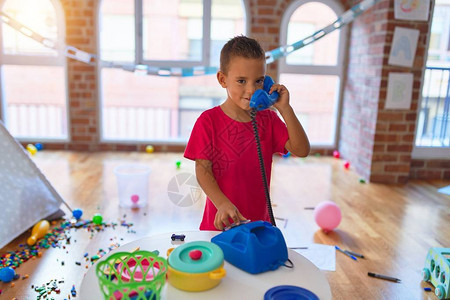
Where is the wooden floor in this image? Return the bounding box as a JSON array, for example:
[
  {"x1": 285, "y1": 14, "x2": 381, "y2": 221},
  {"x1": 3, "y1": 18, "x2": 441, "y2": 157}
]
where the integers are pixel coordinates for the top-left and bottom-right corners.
[{"x1": 0, "y1": 151, "x2": 449, "y2": 299}]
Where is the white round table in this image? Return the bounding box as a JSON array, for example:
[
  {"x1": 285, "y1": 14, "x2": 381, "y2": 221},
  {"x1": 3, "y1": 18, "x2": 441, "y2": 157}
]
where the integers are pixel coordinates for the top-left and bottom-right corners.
[{"x1": 80, "y1": 231, "x2": 331, "y2": 299}]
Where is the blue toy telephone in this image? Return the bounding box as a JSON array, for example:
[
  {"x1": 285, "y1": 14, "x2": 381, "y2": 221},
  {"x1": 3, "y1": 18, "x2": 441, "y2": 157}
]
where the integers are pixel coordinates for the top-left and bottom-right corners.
[
  {"x1": 211, "y1": 221, "x2": 291, "y2": 274},
  {"x1": 250, "y1": 76, "x2": 279, "y2": 111}
]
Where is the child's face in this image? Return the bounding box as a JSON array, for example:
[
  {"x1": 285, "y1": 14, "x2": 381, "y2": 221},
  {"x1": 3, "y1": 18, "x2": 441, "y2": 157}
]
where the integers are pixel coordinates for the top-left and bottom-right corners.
[{"x1": 218, "y1": 56, "x2": 266, "y2": 111}]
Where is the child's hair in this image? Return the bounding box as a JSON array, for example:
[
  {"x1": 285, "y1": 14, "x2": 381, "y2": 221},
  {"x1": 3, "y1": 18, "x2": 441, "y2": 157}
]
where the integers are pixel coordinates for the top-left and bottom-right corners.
[{"x1": 220, "y1": 35, "x2": 265, "y2": 74}]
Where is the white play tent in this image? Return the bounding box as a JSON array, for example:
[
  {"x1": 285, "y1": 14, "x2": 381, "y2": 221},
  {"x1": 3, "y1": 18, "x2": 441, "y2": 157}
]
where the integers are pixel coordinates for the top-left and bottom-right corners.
[{"x1": 0, "y1": 121, "x2": 69, "y2": 248}]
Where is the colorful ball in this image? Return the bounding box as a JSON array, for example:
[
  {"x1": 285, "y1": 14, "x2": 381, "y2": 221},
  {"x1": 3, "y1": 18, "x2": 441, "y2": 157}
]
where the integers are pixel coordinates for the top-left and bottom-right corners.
[
  {"x1": 35, "y1": 143, "x2": 44, "y2": 151},
  {"x1": 72, "y1": 208, "x2": 83, "y2": 220},
  {"x1": 145, "y1": 145, "x2": 154, "y2": 153},
  {"x1": 333, "y1": 150, "x2": 340, "y2": 159},
  {"x1": 176, "y1": 161, "x2": 181, "y2": 169},
  {"x1": 26, "y1": 144, "x2": 37, "y2": 155},
  {"x1": 0, "y1": 267, "x2": 15, "y2": 283},
  {"x1": 131, "y1": 194, "x2": 139, "y2": 204},
  {"x1": 314, "y1": 201, "x2": 342, "y2": 232},
  {"x1": 344, "y1": 161, "x2": 350, "y2": 170},
  {"x1": 92, "y1": 213, "x2": 103, "y2": 225}
]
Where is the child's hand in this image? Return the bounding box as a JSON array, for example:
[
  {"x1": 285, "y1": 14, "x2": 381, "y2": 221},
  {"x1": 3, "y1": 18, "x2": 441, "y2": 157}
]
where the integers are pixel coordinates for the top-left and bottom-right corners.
[
  {"x1": 214, "y1": 202, "x2": 246, "y2": 231},
  {"x1": 270, "y1": 83, "x2": 291, "y2": 113}
]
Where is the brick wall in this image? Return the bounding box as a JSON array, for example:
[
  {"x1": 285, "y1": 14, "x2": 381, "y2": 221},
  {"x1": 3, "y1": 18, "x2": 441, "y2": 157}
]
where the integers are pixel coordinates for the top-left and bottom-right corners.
[
  {"x1": 15, "y1": 0, "x2": 448, "y2": 181},
  {"x1": 410, "y1": 159, "x2": 450, "y2": 180},
  {"x1": 339, "y1": 0, "x2": 434, "y2": 183},
  {"x1": 339, "y1": 0, "x2": 384, "y2": 181},
  {"x1": 63, "y1": 0, "x2": 98, "y2": 151}
]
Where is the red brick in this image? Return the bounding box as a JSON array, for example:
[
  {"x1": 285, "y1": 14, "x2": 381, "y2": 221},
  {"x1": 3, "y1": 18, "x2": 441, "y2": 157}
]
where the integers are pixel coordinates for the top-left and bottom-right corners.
[
  {"x1": 374, "y1": 134, "x2": 399, "y2": 142},
  {"x1": 389, "y1": 124, "x2": 407, "y2": 131},
  {"x1": 372, "y1": 154, "x2": 398, "y2": 162},
  {"x1": 384, "y1": 164, "x2": 410, "y2": 172},
  {"x1": 426, "y1": 160, "x2": 450, "y2": 168},
  {"x1": 416, "y1": 170, "x2": 443, "y2": 180},
  {"x1": 387, "y1": 144, "x2": 413, "y2": 152}
]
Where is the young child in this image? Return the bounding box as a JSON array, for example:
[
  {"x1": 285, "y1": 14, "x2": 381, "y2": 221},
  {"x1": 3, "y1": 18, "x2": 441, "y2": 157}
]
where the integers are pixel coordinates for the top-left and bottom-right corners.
[{"x1": 184, "y1": 35, "x2": 310, "y2": 231}]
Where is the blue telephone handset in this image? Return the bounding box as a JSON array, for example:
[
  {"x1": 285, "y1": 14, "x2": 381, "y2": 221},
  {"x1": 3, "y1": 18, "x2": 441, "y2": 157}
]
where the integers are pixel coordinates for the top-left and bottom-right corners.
[{"x1": 249, "y1": 76, "x2": 279, "y2": 111}]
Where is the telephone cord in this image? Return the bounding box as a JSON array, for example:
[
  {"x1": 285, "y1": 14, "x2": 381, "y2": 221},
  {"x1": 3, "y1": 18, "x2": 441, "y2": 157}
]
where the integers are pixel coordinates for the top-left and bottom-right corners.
[{"x1": 250, "y1": 108, "x2": 276, "y2": 227}]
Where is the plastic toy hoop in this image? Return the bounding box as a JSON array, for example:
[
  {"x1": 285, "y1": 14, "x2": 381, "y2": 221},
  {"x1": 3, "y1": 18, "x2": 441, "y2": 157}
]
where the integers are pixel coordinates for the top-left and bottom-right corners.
[{"x1": 95, "y1": 250, "x2": 168, "y2": 300}]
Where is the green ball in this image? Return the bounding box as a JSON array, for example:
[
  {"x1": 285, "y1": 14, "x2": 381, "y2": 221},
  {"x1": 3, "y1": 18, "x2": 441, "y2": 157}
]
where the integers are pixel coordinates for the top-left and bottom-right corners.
[
  {"x1": 92, "y1": 213, "x2": 103, "y2": 225},
  {"x1": 176, "y1": 161, "x2": 181, "y2": 169}
]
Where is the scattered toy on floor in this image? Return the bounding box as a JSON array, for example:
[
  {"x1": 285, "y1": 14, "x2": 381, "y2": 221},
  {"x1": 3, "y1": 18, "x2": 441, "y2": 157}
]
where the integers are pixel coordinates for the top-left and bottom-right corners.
[
  {"x1": 72, "y1": 208, "x2": 83, "y2": 220},
  {"x1": 0, "y1": 267, "x2": 15, "y2": 283},
  {"x1": 333, "y1": 150, "x2": 340, "y2": 158},
  {"x1": 145, "y1": 145, "x2": 154, "y2": 153},
  {"x1": 314, "y1": 201, "x2": 341, "y2": 233},
  {"x1": 92, "y1": 214, "x2": 103, "y2": 225},
  {"x1": 27, "y1": 220, "x2": 50, "y2": 246}
]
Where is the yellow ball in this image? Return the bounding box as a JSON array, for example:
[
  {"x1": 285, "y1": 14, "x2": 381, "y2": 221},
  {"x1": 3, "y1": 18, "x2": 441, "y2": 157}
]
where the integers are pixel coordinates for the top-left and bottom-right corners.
[
  {"x1": 145, "y1": 145, "x2": 154, "y2": 153},
  {"x1": 26, "y1": 144, "x2": 37, "y2": 155}
]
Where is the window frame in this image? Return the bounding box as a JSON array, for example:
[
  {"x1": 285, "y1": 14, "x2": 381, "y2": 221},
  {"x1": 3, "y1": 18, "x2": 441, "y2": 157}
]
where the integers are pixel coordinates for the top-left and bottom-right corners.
[
  {"x1": 134, "y1": 0, "x2": 250, "y2": 68},
  {"x1": 97, "y1": 0, "x2": 249, "y2": 144},
  {"x1": 412, "y1": 1, "x2": 450, "y2": 159},
  {"x1": 0, "y1": 0, "x2": 69, "y2": 142},
  {"x1": 278, "y1": 0, "x2": 347, "y2": 148}
]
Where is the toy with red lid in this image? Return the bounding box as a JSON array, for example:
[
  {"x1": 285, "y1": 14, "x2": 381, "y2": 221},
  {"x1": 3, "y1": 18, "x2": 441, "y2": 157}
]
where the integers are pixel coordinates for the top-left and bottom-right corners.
[{"x1": 167, "y1": 241, "x2": 226, "y2": 292}]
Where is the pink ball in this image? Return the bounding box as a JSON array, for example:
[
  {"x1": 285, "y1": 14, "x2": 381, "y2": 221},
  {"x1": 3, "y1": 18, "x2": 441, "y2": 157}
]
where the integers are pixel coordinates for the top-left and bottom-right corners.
[
  {"x1": 131, "y1": 194, "x2": 139, "y2": 204},
  {"x1": 333, "y1": 150, "x2": 340, "y2": 159},
  {"x1": 314, "y1": 201, "x2": 342, "y2": 232}
]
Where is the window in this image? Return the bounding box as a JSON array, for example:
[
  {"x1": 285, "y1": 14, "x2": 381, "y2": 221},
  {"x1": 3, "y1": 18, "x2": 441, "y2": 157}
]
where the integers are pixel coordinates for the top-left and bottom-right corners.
[
  {"x1": 413, "y1": 0, "x2": 450, "y2": 158},
  {"x1": 99, "y1": 0, "x2": 247, "y2": 142},
  {"x1": 279, "y1": 0, "x2": 346, "y2": 147},
  {"x1": 0, "y1": 0, "x2": 68, "y2": 140}
]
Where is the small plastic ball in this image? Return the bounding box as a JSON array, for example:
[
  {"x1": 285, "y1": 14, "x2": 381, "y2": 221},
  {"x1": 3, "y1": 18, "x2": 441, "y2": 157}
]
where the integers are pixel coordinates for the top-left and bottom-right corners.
[
  {"x1": 26, "y1": 144, "x2": 37, "y2": 155},
  {"x1": 314, "y1": 201, "x2": 342, "y2": 232},
  {"x1": 0, "y1": 267, "x2": 15, "y2": 283},
  {"x1": 344, "y1": 161, "x2": 350, "y2": 170},
  {"x1": 176, "y1": 161, "x2": 181, "y2": 169},
  {"x1": 35, "y1": 143, "x2": 43, "y2": 151},
  {"x1": 359, "y1": 178, "x2": 366, "y2": 184},
  {"x1": 282, "y1": 152, "x2": 291, "y2": 158},
  {"x1": 145, "y1": 145, "x2": 154, "y2": 153},
  {"x1": 131, "y1": 194, "x2": 139, "y2": 204},
  {"x1": 92, "y1": 213, "x2": 103, "y2": 225},
  {"x1": 72, "y1": 208, "x2": 83, "y2": 220},
  {"x1": 333, "y1": 150, "x2": 340, "y2": 159}
]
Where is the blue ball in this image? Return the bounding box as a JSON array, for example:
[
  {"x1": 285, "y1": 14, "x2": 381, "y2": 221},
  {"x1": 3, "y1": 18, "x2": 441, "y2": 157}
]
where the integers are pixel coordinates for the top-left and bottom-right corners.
[
  {"x1": 35, "y1": 143, "x2": 44, "y2": 151},
  {"x1": 0, "y1": 267, "x2": 15, "y2": 283},
  {"x1": 72, "y1": 208, "x2": 83, "y2": 220}
]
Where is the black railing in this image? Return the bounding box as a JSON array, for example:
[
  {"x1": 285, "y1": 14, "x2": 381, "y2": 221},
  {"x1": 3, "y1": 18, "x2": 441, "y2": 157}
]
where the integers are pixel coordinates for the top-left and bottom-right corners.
[{"x1": 416, "y1": 67, "x2": 450, "y2": 147}]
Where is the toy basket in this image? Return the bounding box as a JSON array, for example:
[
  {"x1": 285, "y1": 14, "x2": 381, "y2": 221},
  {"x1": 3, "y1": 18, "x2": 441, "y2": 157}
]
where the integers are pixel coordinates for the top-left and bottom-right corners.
[{"x1": 96, "y1": 250, "x2": 168, "y2": 300}]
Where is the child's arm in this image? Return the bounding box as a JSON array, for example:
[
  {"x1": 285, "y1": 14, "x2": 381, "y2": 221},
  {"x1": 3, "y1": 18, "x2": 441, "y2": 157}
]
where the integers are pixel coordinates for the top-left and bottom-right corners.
[
  {"x1": 271, "y1": 84, "x2": 310, "y2": 157},
  {"x1": 195, "y1": 159, "x2": 246, "y2": 230}
]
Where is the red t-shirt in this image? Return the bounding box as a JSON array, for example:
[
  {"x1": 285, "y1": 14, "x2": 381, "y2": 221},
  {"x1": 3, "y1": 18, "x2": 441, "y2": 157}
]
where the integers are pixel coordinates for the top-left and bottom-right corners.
[{"x1": 184, "y1": 106, "x2": 289, "y2": 230}]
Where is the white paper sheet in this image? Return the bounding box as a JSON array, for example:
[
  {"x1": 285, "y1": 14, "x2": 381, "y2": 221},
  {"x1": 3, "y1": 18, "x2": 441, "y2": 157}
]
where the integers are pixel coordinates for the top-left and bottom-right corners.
[
  {"x1": 292, "y1": 244, "x2": 336, "y2": 271},
  {"x1": 388, "y1": 27, "x2": 420, "y2": 67},
  {"x1": 385, "y1": 72, "x2": 414, "y2": 110},
  {"x1": 394, "y1": 0, "x2": 430, "y2": 21}
]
